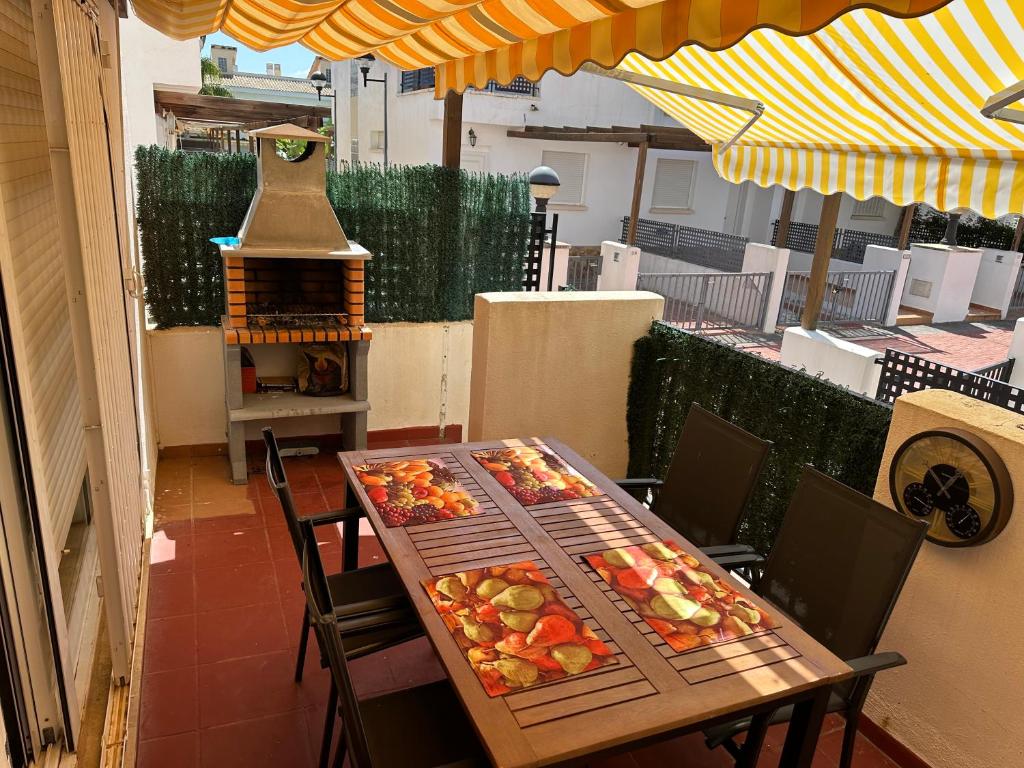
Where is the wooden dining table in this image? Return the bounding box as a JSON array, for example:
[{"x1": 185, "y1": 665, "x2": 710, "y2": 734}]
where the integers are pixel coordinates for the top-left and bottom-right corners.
[{"x1": 338, "y1": 437, "x2": 851, "y2": 768}]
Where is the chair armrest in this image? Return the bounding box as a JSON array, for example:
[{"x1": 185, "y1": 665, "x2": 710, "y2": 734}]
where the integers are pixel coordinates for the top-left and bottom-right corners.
[
  {"x1": 614, "y1": 478, "x2": 663, "y2": 490},
  {"x1": 845, "y1": 651, "x2": 906, "y2": 677},
  {"x1": 710, "y1": 551, "x2": 765, "y2": 570},
  {"x1": 301, "y1": 506, "x2": 365, "y2": 526},
  {"x1": 702, "y1": 543, "x2": 756, "y2": 558}
]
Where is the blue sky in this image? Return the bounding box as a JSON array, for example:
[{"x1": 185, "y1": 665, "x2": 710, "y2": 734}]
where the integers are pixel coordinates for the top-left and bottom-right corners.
[{"x1": 202, "y1": 32, "x2": 318, "y2": 79}]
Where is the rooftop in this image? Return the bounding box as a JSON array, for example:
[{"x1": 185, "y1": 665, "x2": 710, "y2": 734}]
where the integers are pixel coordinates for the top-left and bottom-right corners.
[{"x1": 224, "y1": 71, "x2": 334, "y2": 97}]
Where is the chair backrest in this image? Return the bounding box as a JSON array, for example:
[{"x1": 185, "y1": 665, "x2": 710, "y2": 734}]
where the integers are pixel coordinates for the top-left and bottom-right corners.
[
  {"x1": 262, "y1": 427, "x2": 305, "y2": 562},
  {"x1": 758, "y1": 465, "x2": 927, "y2": 664},
  {"x1": 300, "y1": 524, "x2": 374, "y2": 768},
  {"x1": 656, "y1": 403, "x2": 771, "y2": 548}
]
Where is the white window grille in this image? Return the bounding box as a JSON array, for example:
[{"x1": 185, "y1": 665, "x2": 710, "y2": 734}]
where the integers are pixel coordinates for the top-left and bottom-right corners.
[
  {"x1": 852, "y1": 196, "x2": 887, "y2": 219},
  {"x1": 651, "y1": 158, "x2": 697, "y2": 211},
  {"x1": 541, "y1": 150, "x2": 587, "y2": 205}
]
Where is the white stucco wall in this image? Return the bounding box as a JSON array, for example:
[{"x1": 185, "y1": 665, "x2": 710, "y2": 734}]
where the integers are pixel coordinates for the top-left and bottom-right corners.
[
  {"x1": 971, "y1": 249, "x2": 1022, "y2": 317},
  {"x1": 146, "y1": 323, "x2": 473, "y2": 448},
  {"x1": 902, "y1": 244, "x2": 983, "y2": 322}
]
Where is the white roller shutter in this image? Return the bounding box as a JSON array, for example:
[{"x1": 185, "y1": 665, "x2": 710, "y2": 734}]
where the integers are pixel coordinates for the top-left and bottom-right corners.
[{"x1": 541, "y1": 150, "x2": 587, "y2": 205}]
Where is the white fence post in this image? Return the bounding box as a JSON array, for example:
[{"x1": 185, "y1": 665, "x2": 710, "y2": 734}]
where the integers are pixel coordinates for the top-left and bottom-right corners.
[
  {"x1": 596, "y1": 241, "x2": 640, "y2": 290},
  {"x1": 885, "y1": 252, "x2": 911, "y2": 326},
  {"x1": 741, "y1": 243, "x2": 790, "y2": 334}
]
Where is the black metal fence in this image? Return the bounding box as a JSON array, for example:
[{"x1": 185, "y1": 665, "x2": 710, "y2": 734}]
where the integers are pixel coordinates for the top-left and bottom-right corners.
[
  {"x1": 622, "y1": 217, "x2": 747, "y2": 272},
  {"x1": 400, "y1": 67, "x2": 539, "y2": 96},
  {"x1": 771, "y1": 220, "x2": 898, "y2": 264},
  {"x1": 875, "y1": 349, "x2": 1023, "y2": 414}
]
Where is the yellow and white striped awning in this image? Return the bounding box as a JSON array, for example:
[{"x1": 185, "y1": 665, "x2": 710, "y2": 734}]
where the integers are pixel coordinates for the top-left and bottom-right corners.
[
  {"x1": 132, "y1": 0, "x2": 948, "y2": 97},
  {"x1": 619, "y1": 0, "x2": 1024, "y2": 217}
]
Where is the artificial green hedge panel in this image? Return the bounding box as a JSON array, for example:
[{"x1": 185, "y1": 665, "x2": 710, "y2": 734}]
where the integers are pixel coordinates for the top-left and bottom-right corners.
[
  {"x1": 626, "y1": 322, "x2": 893, "y2": 554},
  {"x1": 135, "y1": 146, "x2": 530, "y2": 328}
]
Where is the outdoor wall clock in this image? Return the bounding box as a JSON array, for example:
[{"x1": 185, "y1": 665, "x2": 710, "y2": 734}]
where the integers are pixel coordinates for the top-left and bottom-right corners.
[{"x1": 889, "y1": 429, "x2": 1013, "y2": 547}]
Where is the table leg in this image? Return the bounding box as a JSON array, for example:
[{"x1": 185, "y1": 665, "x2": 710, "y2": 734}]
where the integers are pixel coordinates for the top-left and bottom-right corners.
[
  {"x1": 342, "y1": 481, "x2": 359, "y2": 572},
  {"x1": 778, "y1": 686, "x2": 831, "y2": 768},
  {"x1": 736, "y1": 712, "x2": 771, "y2": 768}
]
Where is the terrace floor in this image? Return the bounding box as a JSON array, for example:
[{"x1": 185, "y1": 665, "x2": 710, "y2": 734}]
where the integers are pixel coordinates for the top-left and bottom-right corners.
[
  {"x1": 705, "y1": 319, "x2": 1017, "y2": 370},
  {"x1": 138, "y1": 451, "x2": 907, "y2": 768}
]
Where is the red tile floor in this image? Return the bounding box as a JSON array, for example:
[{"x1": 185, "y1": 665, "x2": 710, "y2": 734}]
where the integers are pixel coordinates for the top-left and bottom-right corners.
[{"x1": 138, "y1": 453, "x2": 904, "y2": 768}]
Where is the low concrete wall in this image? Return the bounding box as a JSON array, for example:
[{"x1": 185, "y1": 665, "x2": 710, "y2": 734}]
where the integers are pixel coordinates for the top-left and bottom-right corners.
[
  {"x1": 971, "y1": 248, "x2": 1022, "y2": 318},
  {"x1": 146, "y1": 322, "x2": 473, "y2": 448},
  {"x1": 779, "y1": 327, "x2": 882, "y2": 395},
  {"x1": 902, "y1": 244, "x2": 982, "y2": 322},
  {"x1": 867, "y1": 390, "x2": 1024, "y2": 768},
  {"x1": 468, "y1": 292, "x2": 663, "y2": 476}
]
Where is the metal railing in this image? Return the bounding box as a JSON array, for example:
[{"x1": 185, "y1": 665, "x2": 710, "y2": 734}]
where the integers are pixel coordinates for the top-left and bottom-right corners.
[
  {"x1": 778, "y1": 269, "x2": 895, "y2": 326},
  {"x1": 623, "y1": 217, "x2": 747, "y2": 272},
  {"x1": 1010, "y1": 267, "x2": 1024, "y2": 310},
  {"x1": 400, "y1": 67, "x2": 539, "y2": 96},
  {"x1": 973, "y1": 358, "x2": 1016, "y2": 383},
  {"x1": 565, "y1": 254, "x2": 601, "y2": 290},
  {"x1": 637, "y1": 271, "x2": 773, "y2": 332},
  {"x1": 771, "y1": 220, "x2": 897, "y2": 264},
  {"x1": 875, "y1": 349, "x2": 1023, "y2": 413}
]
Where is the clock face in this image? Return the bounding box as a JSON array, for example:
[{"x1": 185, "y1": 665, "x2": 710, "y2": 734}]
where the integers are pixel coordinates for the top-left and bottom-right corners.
[{"x1": 889, "y1": 429, "x2": 1013, "y2": 547}]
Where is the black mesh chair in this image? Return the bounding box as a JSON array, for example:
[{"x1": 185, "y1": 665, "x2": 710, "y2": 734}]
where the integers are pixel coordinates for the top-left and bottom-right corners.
[
  {"x1": 704, "y1": 466, "x2": 927, "y2": 768},
  {"x1": 618, "y1": 404, "x2": 771, "y2": 563},
  {"x1": 262, "y1": 428, "x2": 421, "y2": 684},
  {"x1": 301, "y1": 532, "x2": 488, "y2": 768}
]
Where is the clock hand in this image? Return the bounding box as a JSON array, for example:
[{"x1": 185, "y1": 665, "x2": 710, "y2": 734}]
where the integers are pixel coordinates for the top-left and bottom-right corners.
[
  {"x1": 928, "y1": 467, "x2": 955, "y2": 498},
  {"x1": 926, "y1": 468, "x2": 946, "y2": 495},
  {"x1": 938, "y1": 469, "x2": 964, "y2": 497}
]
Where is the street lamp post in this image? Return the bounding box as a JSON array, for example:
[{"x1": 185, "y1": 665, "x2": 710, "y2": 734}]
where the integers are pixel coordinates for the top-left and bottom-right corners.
[
  {"x1": 526, "y1": 166, "x2": 560, "y2": 291},
  {"x1": 309, "y1": 71, "x2": 337, "y2": 168},
  {"x1": 357, "y1": 55, "x2": 389, "y2": 167}
]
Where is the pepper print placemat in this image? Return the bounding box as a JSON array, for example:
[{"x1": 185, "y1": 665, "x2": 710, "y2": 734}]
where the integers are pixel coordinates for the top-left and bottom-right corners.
[
  {"x1": 471, "y1": 446, "x2": 601, "y2": 506},
  {"x1": 422, "y1": 561, "x2": 617, "y2": 697},
  {"x1": 585, "y1": 541, "x2": 778, "y2": 652},
  {"x1": 354, "y1": 458, "x2": 481, "y2": 527}
]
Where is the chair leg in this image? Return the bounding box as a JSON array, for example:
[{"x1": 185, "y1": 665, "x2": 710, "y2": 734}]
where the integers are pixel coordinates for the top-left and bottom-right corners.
[
  {"x1": 332, "y1": 725, "x2": 347, "y2": 768},
  {"x1": 320, "y1": 680, "x2": 337, "y2": 768},
  {"x1": 839, "y1": 710, "x2": 859, "y2": 768},
  {"x1": 736, "y1": 712, "x2": 771, "y2": 768},
  {"x1": 295, "y1": 606, "x2": 311, "y2": 683}
]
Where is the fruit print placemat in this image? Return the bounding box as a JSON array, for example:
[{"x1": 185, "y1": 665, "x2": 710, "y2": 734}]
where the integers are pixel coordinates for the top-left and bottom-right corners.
[
  {"x1": 354, "y1": 459, "x2": 481, "y2": 527},
  {"x1": 584, "y1": 541, "x2": 778, "y2": 653},
  {"x1": 422, "y1": 561, "x2": 618, "y2": 697},
  {"x1": 471, "y1": 446, "x2": 602, "y2": 506}
]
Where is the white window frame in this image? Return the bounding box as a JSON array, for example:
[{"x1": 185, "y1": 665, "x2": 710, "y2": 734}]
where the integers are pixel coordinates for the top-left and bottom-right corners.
[
  {"x1": 851, "y1": 196, "x2": 887, "y2": 220},
  {"x1": 650, "y1": 158, "x2": 698, "y2": 213},
  {"x1": 541, "y1": 150, "x2": 588, "y2": 208}
]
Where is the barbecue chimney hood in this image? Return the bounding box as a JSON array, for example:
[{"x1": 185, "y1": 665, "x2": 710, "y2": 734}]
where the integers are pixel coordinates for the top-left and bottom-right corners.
[{"x1": 234, "y1": 124, "x2": 369, "y2": 259}]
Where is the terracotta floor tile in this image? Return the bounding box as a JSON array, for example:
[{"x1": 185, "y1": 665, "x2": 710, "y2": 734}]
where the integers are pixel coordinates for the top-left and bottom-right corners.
[
  {"x1": 194, "y1": 561, "x2": 278, "y2": 613},
  {"x1": 149, "y1": 529, "x2": 194, "y2": 576},
  {"x1": 192, "y1": 528, "x2": 271, "y2": 571},
  {"x1": 266, "y1": 524, "x2": 298, "y2": 562},
  {"x1": 196, "y1": 602, "x2": 290, "y2": 665},
  {"x1": 192, "y1": 499, "x2": 260, "y2": 524},
  {"x1": 817, "y1": 729, "x2": 897, "y2": 767},
  {"x1": 377, "y1": 637, "x2": 445, "y2": 690},
  {"x1": 144, "y1": 614, "x2": 197, "y2": 673},
  {"x1": 137, "y1": 731, "x2": 199, "y2": 768},
  {"x1": 198, "y1": 651, "x2": 305, "y2": 728},
  {"x1": 630, "y1": 732, "x2": 733, "y2": 767},
  {"x1": 154, "y1": 502, "x2": 192, "y2": 523},
  {"x1": 192, "y1": 478, "x2": 254, "y2": 504},
  {"x1": 273, "y1": 557, "x2": 301, "y2": 602},
  {"x1": 139, "y1": 668, "x2": 198, "y2": 739},
  {"x1": 198, "y1": 711, "x2": 312, "y2": 768},
  {"x1": 348, "y1": 652, "x2": 397, "y2": 699},
  {"x1": 322, "y1": 484, "x2": 346, "y2": 509},
  {"x1": 291, "y1": 491, "x2": 329, "y2": 516},
  {"x1": 148, "y1": 571, "x2": 195, "y2": 619},
  {"x1": 303, "y1": 705, "x2": 334, "y2": 765}
]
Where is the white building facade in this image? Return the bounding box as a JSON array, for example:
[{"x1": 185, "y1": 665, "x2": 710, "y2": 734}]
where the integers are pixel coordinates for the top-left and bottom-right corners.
[{"x1": 330, "y1": 59, "x2": 903, "y2": 248}]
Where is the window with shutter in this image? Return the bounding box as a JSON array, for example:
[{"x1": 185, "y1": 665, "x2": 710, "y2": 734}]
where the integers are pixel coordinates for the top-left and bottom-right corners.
[
  {"x1": 541, "y1": 150, "x2": 587, "y2": 206},
  {"x1": 651, "y1": 158, "x2": 697, "y2": 211},
  {"x1": 852, "y1": 196, "x2": 887, "y2": 219}
]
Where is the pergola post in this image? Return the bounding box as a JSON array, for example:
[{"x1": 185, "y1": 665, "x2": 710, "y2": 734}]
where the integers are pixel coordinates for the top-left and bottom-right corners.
[
  {"x1": 441, "y1": 90, "x2": 463, "y2": 169},
  {"x1": 1012, "y1": 215, "x2": 1024, "y2": 251},
  {"x1": 800, "y1": 192, "x2": 842, "y2": 331},
  {"x1": 776, "y1": 189, "x2": 795, "y2": 247},
  {"x1": 626, "y1": 140, "x2": 648, "y2": 245},
  {"x1": 895, "y1": 203, "x2": 917, "y2": 250}
]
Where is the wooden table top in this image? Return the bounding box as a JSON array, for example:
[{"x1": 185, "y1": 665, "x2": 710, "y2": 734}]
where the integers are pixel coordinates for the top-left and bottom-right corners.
[{"x1": 338, "y1": 437, "x2": 851, "y2": 768}]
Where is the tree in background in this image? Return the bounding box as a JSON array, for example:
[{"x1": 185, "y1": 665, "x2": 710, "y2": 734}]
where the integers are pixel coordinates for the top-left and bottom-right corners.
[{"x1": 199, "y1": 56, "x2": 232, "y2": 97}]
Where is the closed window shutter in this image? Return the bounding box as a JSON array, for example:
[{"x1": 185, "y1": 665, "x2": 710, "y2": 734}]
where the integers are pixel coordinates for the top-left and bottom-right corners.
[
  {"x1": 853, "y1": 196, "x2": 887, "y2": 218},
  {"x1": 541, "y1": 150, "x2": 587, "y2": 205},
  {"x1": 652, "y1": 159, "x2": 696, "y2": 209}
]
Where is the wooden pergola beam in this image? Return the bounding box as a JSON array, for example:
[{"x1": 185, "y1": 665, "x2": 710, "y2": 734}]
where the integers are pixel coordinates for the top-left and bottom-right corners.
[
  {"x1": 506, "y1": 124, "x2": 710, "y2": 152},
  {"x1": 441, "y1": 91, "x2": 463, "y2": 168},
  {"x1": 776, "y1": 189, "x2": 796, "y2": 247},
  {"x1": 895, "y1": 203, "x2": 917, "y2": 250},
  {"x1": 1012, "y1": 215, "x2": 1024, "y2": 251},
  {"x1": 154, "y1": 90, "x2": 330, "y2": 124},
  {"x1": 800, "y1": 192, "x2": 843, "y2": 331},
  {"x1": 627, "y1": 141, "x2": 649, "y2": 246},
  {"x1": 507, "y1": 130, "x2": 652, "y2": 143}
]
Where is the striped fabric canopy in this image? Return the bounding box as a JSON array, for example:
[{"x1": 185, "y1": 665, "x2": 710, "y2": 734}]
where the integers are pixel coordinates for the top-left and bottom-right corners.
[
  {"x1": 619, "y1": 0, "x2": 1024, "y2": 217},
  {"x1": 132, "y1": 0, "x2": 947, "y2": 96}
]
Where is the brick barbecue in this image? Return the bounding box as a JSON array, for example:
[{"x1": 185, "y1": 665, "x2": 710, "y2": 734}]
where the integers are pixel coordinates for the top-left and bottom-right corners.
[{"x1": 216, "y1": 123, "x2": 370, "y2": 345}]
